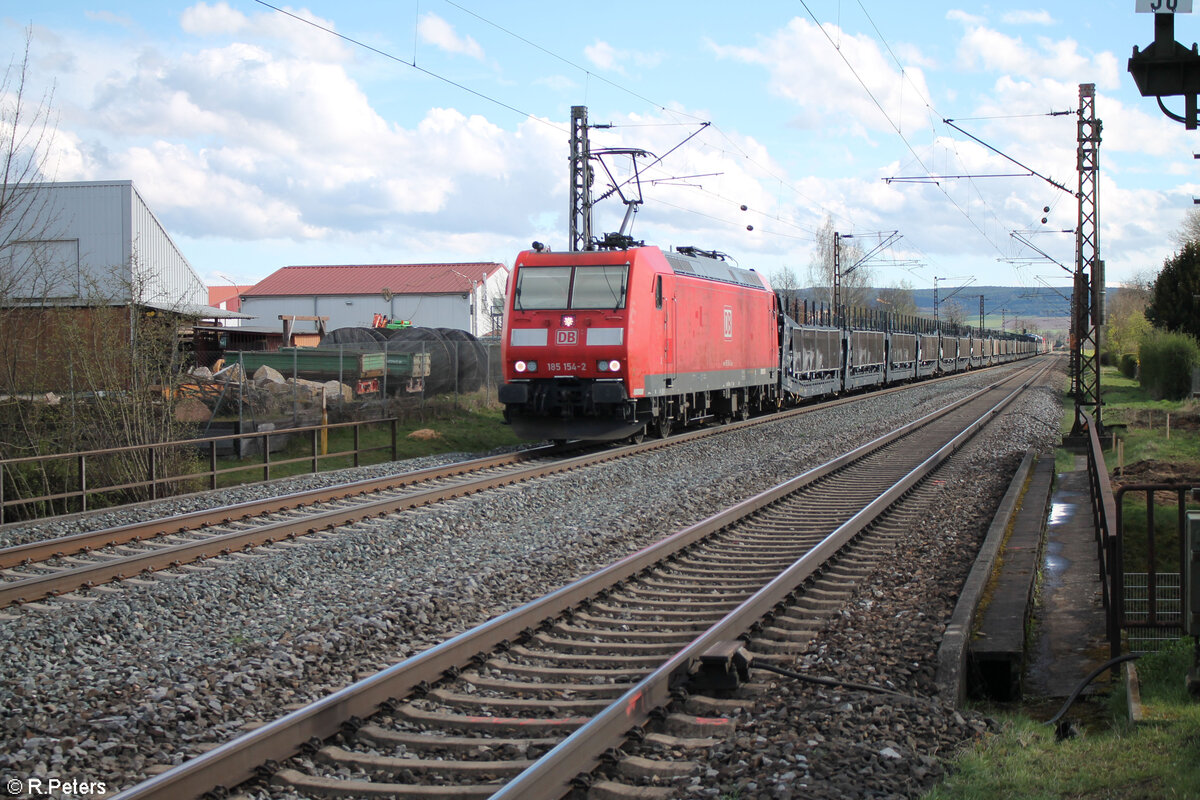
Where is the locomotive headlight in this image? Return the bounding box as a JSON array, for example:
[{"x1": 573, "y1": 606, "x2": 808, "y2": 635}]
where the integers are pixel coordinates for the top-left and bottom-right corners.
[
  {"x1": 561, "y1": 314, "x2": 576, "y2": 327},
  {"x1": 514, "y1": 360, "x2": 537, "y2": 373},
  {"x1": 598, "y1": 359, "x2": 620, "y2": 372}
]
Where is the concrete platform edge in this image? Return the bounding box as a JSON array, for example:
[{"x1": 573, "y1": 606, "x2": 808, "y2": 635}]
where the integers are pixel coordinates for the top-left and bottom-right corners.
[{"x1": 935, "y1": 450, "x2": 1037, "y2": 708}]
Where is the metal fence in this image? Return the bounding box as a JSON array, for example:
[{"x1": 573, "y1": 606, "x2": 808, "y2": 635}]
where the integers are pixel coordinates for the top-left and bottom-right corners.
[
  {"x1": 0, "y1": 418, "x2": 398, "y2": 524},
  {"x1": 1122, "y1": 572, "x2": 1182, "y2": 653},
  {"x1": 1113, "y1": 482, "x2": 1196, "y2": 654},
  {"x1": 209, "y1": 340, "x2": 504, "y2": 429},
  {"x1": 1082, "y1": 406, "x2": 1199, "y2": 655}
]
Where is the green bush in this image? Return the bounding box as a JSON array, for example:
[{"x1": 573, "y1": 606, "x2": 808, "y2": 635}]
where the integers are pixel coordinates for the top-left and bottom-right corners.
[
  {"x1": 1119, "y1": 352, "x2": 1138, "y2": 379},
  {"x1": 1138, "y1": 329, "x2": 1200, "y2": 400}
]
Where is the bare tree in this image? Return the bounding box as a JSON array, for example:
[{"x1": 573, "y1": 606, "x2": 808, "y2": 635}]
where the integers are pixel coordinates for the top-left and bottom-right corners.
[
  {"x1": 0, "y1": 27, "x2": 62, "y2": 305},
  {"x1": 767, "y1": 266, "x2": 800, "y2": 293},
  {"x1": 942, "y1": 299, "x2": 966, "y2": 328},
  {"x1": 0, "y1": 35, "x2": 200, "y2": 516},
  {"x1": 875, "y1": 279, "x2": 918, "y2": 317},
  {"x1": 0, "y1": 26, "x2": 65, "y2": 479},
  {"x1": 1173, "y1": 207, "x2": 1200, "y2": 248},
  {"x1": 806, "y1": 216, "x2": 873, "y2": 310}
]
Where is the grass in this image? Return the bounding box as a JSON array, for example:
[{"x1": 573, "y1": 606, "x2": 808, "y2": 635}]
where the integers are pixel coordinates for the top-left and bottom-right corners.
[
  {"x1": 1094, "y1": 367, "x2": 1200, "y2": 574},
  {"x1": 212, "y1": 402, "x2": 523, "y2": 486},
  {"x1": 926, "y1": 640, "x2": 1200, "y2": 800},
  {"x1": 1102, "y1": 370, "x2": 1200, "y2": 471}
]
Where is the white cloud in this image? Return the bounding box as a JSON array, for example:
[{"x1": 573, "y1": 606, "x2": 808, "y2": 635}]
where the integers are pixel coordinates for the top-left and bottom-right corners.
[
  {"x1": 1002, "y1": 10, "x2": 1056, "y2": 26},
  {"x1": 709, "y1": 18, "x2": 935, "y2": 139},
  {"x1": 180, "y1": 2, "x2": 247, "y2": 36},
  {"x1": 33, "y1": 18, "x2": 572, "y2": 251},
  {"x1": 955, "y1": 23, "x2": 1119, "y2": 90},
  {"x1": 84, "y1": 10, "x2": 136, "y2": 29},
  {"x1": 946, "y1": 10, "x2": 986, "y2": 26},
  {"x1": 417, "y1": 13, "x2": 485, "y2": 61},
  {"x1": 584, "y1": 40, "x2": 664, "y2": 75},
  {"x1": 585, "y1": 40, "x2": 619, "y2": 72},
  {"x1": 180, "y1": 2, "x2": 351, "y2": 63}
]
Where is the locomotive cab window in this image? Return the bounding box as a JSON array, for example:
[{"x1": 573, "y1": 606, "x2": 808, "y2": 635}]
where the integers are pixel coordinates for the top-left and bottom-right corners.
[
  {"x1": 655, "y1": 275, "x2": 663, "y2": 309},
  {"x1": 570, "y1": 265, "x2": 627, "y2": 309},
  {"x1": 514, "y1": 266, "x2": 571, "y2": 310},
  {"x1": 514, "y1": 264, "x2": 628, "y2": 310}
]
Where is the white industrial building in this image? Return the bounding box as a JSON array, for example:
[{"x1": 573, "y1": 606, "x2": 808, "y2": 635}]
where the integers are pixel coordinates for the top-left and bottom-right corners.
[
  {"x1": 240, "y1": 263, "x2": 510, "y2": 337},
  {"x1": 1, "y1": 180, "x2": 212, "y2": 313}
]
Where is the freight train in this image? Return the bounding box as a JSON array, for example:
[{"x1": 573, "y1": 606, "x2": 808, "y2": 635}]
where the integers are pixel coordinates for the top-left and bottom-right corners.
[{"x1": 498, "y1": 243, "x2": 1042, "y2": 442}]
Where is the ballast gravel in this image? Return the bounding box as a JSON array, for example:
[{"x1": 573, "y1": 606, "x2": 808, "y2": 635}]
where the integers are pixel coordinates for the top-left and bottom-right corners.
[{"x1": 0, "y1": 361, "x2": 1063, "y2": 798}]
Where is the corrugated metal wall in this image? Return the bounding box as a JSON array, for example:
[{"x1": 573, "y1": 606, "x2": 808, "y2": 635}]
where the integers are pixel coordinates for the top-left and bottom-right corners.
[
  {"x1": 1, "y1": 181, "x2": 205, "y2": 309},
  {"x1": 129, "y1": 183, "x2": 207, "y2": 307},
  {"x1": 239, "y1": 293, "x2": 471, "y2": 333}
]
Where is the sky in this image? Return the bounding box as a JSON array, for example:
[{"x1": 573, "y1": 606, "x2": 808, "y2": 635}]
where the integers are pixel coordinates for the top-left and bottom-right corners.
[{"x1": 4, "y1": 1, "x2": 1198, "y2": 314}]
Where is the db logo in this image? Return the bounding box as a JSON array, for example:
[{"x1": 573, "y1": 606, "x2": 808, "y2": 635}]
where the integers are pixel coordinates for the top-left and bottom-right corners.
[{"x1": 556, "y1": 330, "x2": 578, "y2": 345}]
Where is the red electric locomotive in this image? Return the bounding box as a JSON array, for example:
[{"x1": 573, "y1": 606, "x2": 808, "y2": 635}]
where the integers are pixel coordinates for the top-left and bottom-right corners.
[{"x1": 499, "y1": 245, "x2": 780, "y2": 442}]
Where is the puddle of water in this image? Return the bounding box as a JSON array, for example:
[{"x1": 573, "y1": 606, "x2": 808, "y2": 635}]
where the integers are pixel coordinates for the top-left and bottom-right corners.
[
  {"x1": 1044, "y1": 552, "x2": 1070, "y2": 577},
  {"x1": 1048, "y1": 502, "x2": 1073, "y2": 526}
]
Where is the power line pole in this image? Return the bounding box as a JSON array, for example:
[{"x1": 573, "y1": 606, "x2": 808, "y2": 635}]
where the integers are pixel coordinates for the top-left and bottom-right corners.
[
  {"x1": 933, "y1": 276, "x2": 942, "y2": 333},
  {"x1": 568, "y1": 105, "x2": 593, "y2": 252},
  {"x1": 1069, "y1": 83, "x2": 1104, "y2": 440},
  {"x1": 833, "y1": 232, "x2": 843, "y2": 324}
]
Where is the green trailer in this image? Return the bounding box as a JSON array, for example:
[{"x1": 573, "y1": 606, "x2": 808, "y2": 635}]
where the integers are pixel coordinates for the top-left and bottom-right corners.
[
  {"x1": 378, "y1": 351, "x2": 432, "y2": 393},
  {"x1": 227, "y1": 348, "x2": 431, "y2": 394},
  {"x1": 229, "y1": 348, "x2": 384, "y2": 381}
]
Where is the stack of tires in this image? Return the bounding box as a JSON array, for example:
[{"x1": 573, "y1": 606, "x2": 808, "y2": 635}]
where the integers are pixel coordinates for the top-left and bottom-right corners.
[{"x1": 318, "y1": 326, "x2": 488, "y2": 395}]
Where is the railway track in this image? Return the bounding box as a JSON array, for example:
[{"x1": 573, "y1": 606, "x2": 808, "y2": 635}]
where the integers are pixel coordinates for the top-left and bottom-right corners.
[
  {"x1": 109, "y1": 358, "x2": 1051, "y2": 800},
  {"x1": 0, "y1": 364, "x2": 1024, "y2": 609}
]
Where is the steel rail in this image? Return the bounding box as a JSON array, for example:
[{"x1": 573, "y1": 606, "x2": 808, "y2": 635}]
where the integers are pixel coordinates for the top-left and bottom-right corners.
[
  {"x1": 3, "y1": 355, "x2": 1030, "y2": 552},
  {"x1": 1, "y1": 361, "x2": 1037, "y2": 604},
  {"x1": 493, "y1": 358, "x2": 1051, "y2": 799},
  {"x1": 0, "y1": 442, "x2": 661, "y2": 606},
  {"x1": 107, "y1": 359, "x2": 1048, "y2": 800},
  {"x1": 0, "y1": 445, "x2": 561, "y2": 569}
]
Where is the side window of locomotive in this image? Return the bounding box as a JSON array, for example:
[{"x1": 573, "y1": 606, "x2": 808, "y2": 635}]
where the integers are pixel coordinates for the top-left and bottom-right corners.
[
  {"x1": 654, "y1": 275, "x2": 663, "y2": 309},
  {"x1": 514, "y1": 266, "x2": 572, "y2": 310},
  {"x1": 570, "y1": 265, "x2": 628, "y2": 309}
]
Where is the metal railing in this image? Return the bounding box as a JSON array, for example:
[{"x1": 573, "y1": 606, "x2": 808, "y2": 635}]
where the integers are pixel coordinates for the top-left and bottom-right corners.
[
  {"x1": 1113, "y1": 483, "x2": 1195, "y2": 654},
  {"x1": 1082, "y1": 410, "x2": 1199, "y2": 656},
  {"x1": 0, "y1": 418, "x2": 398, "y2": 524},
  {"x1": 1080, "y1": 410, "x2": 1119, "y2": 655}
]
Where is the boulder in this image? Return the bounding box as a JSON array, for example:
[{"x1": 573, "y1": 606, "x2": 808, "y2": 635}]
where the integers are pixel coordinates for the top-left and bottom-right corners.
[
  {"x1": 254, "y1": 365, "x2": 286, "y2": 385},
  {"x1": 322, "y1": 380, "x2": 354, "y2": 403},
  {"x1": 174, "y1": 397, "x2": 211, "y2": 422}
]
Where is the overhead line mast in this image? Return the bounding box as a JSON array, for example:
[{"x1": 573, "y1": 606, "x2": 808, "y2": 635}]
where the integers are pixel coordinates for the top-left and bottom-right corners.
[
  {"x1": 1069, "y1": 83, "x2": 1104, "y2": 440},
  {"x1": 569, "y1": 106, "x2": 594, "y2": 252}
]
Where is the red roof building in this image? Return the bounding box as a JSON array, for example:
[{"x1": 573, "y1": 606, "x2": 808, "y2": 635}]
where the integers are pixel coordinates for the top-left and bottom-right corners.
[
  {"x1": 239, "y1": 262, "x2": 509, "y2": 337},
  {"x1": 207, "y1": 285, "x2": 254, "y2": 313}
]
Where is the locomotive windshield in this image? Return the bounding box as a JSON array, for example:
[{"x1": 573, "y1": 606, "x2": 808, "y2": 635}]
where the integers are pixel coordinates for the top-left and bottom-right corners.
[
  {"x1": 514, "y1": 264, "x2": 628, "y2": 310},
  {"x1": 513, "y1": 266, "x2": 571, "y2": 309}
]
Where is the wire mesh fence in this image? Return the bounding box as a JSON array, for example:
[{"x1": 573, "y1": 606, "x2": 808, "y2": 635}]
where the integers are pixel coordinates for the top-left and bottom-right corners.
[
  {"x1": 1122, "y1": 571, "x2": 1182, "y2": 653},
  {"x1": 214, "y1": 336, "x2": 504, "y2": 430}
]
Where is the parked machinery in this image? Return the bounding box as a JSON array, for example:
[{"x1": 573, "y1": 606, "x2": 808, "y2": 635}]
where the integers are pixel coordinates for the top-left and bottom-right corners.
[{"x1": 499, "y1": 243, "x2": 1041, "y2": 442}]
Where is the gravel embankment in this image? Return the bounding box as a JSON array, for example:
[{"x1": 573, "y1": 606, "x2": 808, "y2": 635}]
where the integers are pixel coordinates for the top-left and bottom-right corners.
[{"x1": 0, "y1": 362, "x2": 1059, "y2": 797}]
